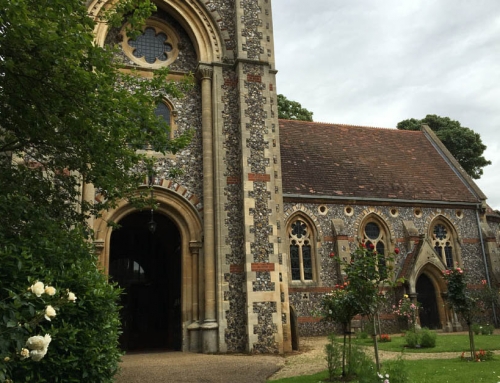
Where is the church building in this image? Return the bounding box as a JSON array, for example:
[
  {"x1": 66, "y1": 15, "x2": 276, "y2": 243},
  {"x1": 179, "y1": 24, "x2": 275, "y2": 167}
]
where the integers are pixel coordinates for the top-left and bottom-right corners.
[{"x1": 85, "y1": 0, "x2": 500, "y2": 354}]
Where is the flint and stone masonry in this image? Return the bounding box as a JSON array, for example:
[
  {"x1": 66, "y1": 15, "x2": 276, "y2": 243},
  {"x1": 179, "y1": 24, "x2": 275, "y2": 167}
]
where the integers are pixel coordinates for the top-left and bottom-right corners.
[{"x1": 86, "y1": 0, "x2": 500, "y2": 354}]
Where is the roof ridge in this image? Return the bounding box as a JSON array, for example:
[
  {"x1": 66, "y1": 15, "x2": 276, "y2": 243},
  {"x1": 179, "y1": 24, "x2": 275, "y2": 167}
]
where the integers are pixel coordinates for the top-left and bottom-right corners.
[{"x1": 279, "y1": 119, "x2": 422, "y2": 132}]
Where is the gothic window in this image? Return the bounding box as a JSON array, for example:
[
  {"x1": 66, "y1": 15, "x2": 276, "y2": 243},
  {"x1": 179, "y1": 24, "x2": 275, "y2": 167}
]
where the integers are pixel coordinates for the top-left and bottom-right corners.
[
  {"x1": 121, "y1": 20, "x2": 179, "y2": 69},
  {"x1": 431, "y1": 220, "x2": 458, "y2": 268},
  {"x1": 361, "y1": 218, "x2": 390, "y2": 279},
  {"x1": 154, "y1": 102, "x2": 172, "y2": 138},
  {"x1": 288, "y1": 217, "x2": 317, "y2": 283}
]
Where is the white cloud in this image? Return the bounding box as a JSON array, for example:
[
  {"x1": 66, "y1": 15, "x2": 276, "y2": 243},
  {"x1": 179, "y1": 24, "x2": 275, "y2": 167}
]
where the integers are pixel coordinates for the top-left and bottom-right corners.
[{"x1": 273, "y1": 0, "x2": 500, "y2": 209}]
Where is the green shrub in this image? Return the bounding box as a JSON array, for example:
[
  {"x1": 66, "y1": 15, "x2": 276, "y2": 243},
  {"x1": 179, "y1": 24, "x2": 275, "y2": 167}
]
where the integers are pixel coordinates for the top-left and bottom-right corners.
[
  {"x1": 384, "y1": 354, "x2": 409, "y2": 383},
  {"x1": 357, "y1": 331, "x2": 369, "y2": 339},
  {"x1": 405, "y1": 330, "x2": 419, "y2": 348},
  {"x1": 325, "y1": 333, "x2": 342, "y2": 381},
  {"x1": 481, "y1": 324, "x2": 494, "y2": 335},
  {"x1": 471, "y1": 323, "x2": 481, "y2": 335},
  {"x1": 348, "y1": 345, "x2": 376, "y2": 383},
  {"x1": 0, "y1": 221, "x2": 122, "y2": 383},
  {"x1": 420, "y1": 328, "x2": 437, "y2": 348}
]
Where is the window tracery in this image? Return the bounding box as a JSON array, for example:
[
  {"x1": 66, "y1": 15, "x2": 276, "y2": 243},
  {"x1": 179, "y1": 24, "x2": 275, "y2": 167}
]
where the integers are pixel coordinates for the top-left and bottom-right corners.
[
  {"x1": 431, "y1": 221, "x2": 457, "y2": 268},
  {"x1": 288, "y1": 218, "x2": 316, "y2": 283},
  {"x1": 361, "y1": 218, "x2": 389, "y2": 279}
]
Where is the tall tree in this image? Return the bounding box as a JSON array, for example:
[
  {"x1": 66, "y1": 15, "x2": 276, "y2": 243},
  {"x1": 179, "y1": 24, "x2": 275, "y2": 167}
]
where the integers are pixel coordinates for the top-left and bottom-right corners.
[
  {"x1": 397, "y1": 114, "x2": 491, "y2": 179},
  {"x1": 277, "y1": 94, "x2": 313, "y2": 121},
  {"x1": 0, "y1": 0, "x2": 191, "y2": 381}
]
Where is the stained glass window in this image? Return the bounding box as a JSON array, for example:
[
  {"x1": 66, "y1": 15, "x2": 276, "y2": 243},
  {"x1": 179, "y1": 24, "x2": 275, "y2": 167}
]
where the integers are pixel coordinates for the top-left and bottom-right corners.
[
  {"x1": 289, "y1": 219, "x2": 314, "y2": 282},
  {"x1": 362, "y1": 219, "x2": 389, "y2": 279},
  {"x1": 432, "y1": 221, "x2": 456, "y2": 268},
  {"x1": 128, "y1": 27, "x2": 173, "y2": 64}
]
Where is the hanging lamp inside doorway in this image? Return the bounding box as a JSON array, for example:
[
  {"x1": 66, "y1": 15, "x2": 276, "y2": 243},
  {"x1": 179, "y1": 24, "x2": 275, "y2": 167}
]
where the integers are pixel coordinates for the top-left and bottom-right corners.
[{"x1": 147, "y1": 174, "x2": 157, "y2": 234}]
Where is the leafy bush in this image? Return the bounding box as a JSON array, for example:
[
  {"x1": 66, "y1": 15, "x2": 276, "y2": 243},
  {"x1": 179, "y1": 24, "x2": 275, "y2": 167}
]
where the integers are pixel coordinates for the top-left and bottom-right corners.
[
  {"x1": 348, "y1": 345, "x2": 376, "y2": 383},
  {"x1": 420, "y1": 328, "x2": 437, "y2": 348},
  {"x1": 357, "y1": 331, "x2": 369, "y2": 340},
  {"x1": 325, "y1": 334, "x2": 342, "y2": 381},
  {"x1": 0, "y1": 221, "x2": 122, "y2": 383},
  {"x1": 384, "y1": 355, "x2": 409, "y2": 383},
  {"x1": 405, "y1": 330, "x2": 419, "y2": 348},
  {"x1": 481, "y1": 324, "x2": 494, "y2": 335}
]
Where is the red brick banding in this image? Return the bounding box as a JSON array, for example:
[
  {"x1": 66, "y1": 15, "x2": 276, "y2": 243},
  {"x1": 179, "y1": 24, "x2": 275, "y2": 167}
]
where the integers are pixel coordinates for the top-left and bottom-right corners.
[
  {"x1": 230, "y1": 264, "x2": 244, "y2": 273},
  {"x1": 248, "y1": 173, "x2": 270, "y2": 182},
  {"x1": 251, "y1": 263, "x2": 275, "y2": 272},
  {"x1": 247, "y1": 74, "x2": 262, "y2": 83}
]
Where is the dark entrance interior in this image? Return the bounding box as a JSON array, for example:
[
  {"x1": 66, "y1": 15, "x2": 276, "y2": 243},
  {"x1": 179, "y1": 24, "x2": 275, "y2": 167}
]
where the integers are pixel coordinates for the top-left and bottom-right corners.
[
  {"x1": 416, "y1": 273, "x2": 441, "y2": 329},
  {"x1": 110, "y1": 211, "x2": 181, "y2": 351}
]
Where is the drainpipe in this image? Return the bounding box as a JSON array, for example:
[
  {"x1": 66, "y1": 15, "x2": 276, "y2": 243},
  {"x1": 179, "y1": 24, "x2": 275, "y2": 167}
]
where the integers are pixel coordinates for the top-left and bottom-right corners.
[{"x1": 475, "y1": 205, "x2": 498, "y2": 325}]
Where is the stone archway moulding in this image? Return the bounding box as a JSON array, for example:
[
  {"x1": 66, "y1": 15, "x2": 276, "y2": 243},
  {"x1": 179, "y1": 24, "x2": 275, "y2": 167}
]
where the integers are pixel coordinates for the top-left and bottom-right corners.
[
  {"x1": 94, "y1": 184, "x2": 204, "y2": 351},
  {"x1": 88, "y1": 0, "x2": 227, "y2": 63},
  {"x1": 94, "y1": 184, "x2": 202, "y2": 274}
]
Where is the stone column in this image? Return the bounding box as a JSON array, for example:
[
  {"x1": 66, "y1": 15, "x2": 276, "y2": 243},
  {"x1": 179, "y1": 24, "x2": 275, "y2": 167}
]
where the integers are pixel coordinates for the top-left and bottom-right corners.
[
  {"x1": 197, "y1": 64, "x2": 218, "y2": 353},
  {"x1": 82, "y1": 181, "x2": 95, "y2": 230},
  {"x1": 188, "y1": 241, "x2": 202, "y2": 352}
]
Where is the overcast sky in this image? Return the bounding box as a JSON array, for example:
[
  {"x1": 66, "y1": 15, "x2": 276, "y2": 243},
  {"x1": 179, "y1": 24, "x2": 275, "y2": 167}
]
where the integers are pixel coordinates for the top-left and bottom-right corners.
[{"x1": 272, "y1": 0, "x2": 500, "y2": 210}]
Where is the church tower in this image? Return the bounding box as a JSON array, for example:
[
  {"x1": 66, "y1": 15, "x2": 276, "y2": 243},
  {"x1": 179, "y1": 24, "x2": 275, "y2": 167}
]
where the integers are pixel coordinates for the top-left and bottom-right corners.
[{"x1": 88, "y1": 0, "x2": 291, "y2": 353}]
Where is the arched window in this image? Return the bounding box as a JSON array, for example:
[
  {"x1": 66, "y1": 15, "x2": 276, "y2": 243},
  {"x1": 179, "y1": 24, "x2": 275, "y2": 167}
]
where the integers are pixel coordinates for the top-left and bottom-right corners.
[
  {"x1": 287, "y1": 217, "x2": 318, "y2": 283},
  {"x1": 430, "y1": 218, "x2": 459, "y2": 269},
  {"x1": 154, "y1": 102, "x2": 172, "y2": 139},
  {"x1": 360, "y1": 217, "x2": 391, "y2": 279}
]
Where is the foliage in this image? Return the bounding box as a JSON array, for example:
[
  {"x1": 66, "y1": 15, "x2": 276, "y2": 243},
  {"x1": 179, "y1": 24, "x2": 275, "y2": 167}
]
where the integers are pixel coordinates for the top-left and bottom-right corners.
[
  {"x1": 347, "y1": 345, "x2": 377, "y2": 383},
  {"x1": 383, "y1": 355, "x2": 409, "y2": 383},
  {"x1": 277, "y1": 94, "x2": 313, "y2": 121},
  {"x1": 404, "y1": 330, "x2": 419, "y2": 349},
  {"x1": 402, "y1": 328, "x2": 436, "y2": 349},
  {"x1": 443, "y1": 268, "x2": 499, "y2": 360},
  {"x1": 392, "y1": 295, "x2": 419, "y2": 332},
  {"x1": 0, "y1": 0, "x2": 193, "y2": 381},
  {"x1": 0, "y1": 224, "x2": 122, "y2": 382},
  {"x1": 324, "y1": 334, "x2": 342, "y2": 381},
  {"x1": 353, "y1": 333, "x2": 500, "y2": 353},
  {"x1": 320, "y1": 243, "x2": 398, "y2": 374},
  {"x1": 419, "y1": 328, "x2": 437, "y2": 348},
  {"x1": 471, "y1": 323, "x2": 494, "y2": 335},
  {"x1": 266, "y1": 356, "x2": 500, "y2": 383},
  {"x1": 0, "y1": 0, "x2": 193, "y2": 222},
  {"x1": 397, "y1": 114, "x2": 491, "y2": 179}
]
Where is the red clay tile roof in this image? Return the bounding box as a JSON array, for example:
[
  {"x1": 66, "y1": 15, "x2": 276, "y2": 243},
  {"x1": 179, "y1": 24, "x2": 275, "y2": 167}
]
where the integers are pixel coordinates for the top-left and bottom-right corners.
[{"x1": 279, "y1": 120, "x2": 480, "y2": 203}]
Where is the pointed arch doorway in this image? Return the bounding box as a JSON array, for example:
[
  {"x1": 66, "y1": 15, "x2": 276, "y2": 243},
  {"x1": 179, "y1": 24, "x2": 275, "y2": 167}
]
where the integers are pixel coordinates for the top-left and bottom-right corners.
[
  {"x1": 110, "y1": 211, "x2": 182, "y2": 351},
  {"x1": 416, "y1": 273, "x2": 441, "y2": 329}
]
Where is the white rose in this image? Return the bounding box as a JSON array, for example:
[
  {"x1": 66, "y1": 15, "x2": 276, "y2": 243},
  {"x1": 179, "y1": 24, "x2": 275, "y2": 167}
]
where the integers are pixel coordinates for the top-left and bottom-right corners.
[
  {"x1": 20, "y1": 348, "x2": 30, "y2": 359},
  {"x1": 30, "y1": 281, "x2": 45, "y2": 297},
  {"x1": 67, "y1": 291, "x2": 77, "y2": 302},
  {"x1": 26, "y1": 335, "x2": 45, "y2": 350},
  {"x1": 44, "y1": 286, "x2": 56, "y2": 296},
  {"x1": 44, "y1": 305, "x2": 56, "y2": 321},
  {"x1": 42, "y1": 334, "x2": 52, "y2": 348},
  {"x1": 30, "y1": 348, "x2": 47, "y2": 362}
]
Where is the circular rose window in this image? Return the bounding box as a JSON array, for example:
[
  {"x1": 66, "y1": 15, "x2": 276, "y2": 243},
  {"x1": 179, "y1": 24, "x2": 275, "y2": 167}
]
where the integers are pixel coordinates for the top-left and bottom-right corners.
[{"x1": 121, "y1": 20, "x2": 179, "y2": 68}]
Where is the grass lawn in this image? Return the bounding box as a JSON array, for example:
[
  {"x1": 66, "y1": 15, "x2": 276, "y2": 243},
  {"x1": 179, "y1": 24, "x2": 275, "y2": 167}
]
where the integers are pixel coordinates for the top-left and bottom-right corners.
[
  {"x1": 267, "y1": 333, "x2": 500, "y2": 383},
  {"x1": 353, "y1": 333, "x2": 500, "y2": 353},
  {"x1": 267, "y1": 358, "x2": 500, "y2": 383}
]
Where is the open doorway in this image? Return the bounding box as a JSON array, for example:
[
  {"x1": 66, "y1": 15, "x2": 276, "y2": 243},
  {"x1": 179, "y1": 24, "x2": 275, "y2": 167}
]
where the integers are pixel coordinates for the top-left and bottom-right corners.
[
  {"x1": 109, "y1": 211, "x2": 182, "y2": 351},
  {"x1": 416, "y1": 273, "x2": 441, "y2": 329}
]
